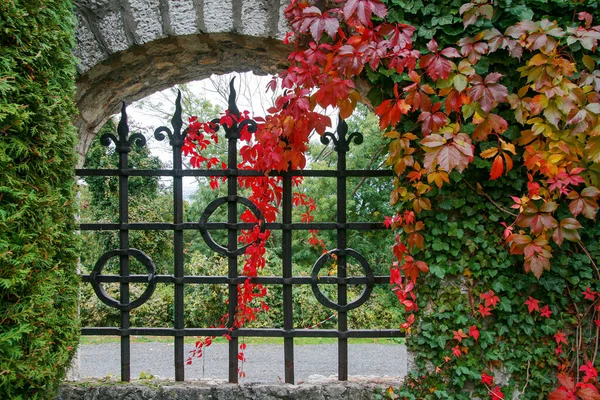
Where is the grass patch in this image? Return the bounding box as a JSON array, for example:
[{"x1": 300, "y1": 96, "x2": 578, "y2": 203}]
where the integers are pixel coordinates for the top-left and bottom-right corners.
[{"x1": 80, "y1": 335, "x2": 405, "y2": 346}]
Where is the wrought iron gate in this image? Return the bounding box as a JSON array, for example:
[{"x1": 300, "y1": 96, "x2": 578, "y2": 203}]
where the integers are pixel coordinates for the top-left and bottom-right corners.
[{"x1": 77, "y1": 83, "x2": 403, "y2": 383}]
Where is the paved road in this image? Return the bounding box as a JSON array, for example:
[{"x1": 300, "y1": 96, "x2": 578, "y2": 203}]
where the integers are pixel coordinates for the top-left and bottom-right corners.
[{"x1": 79, "y1": 342, "x2": 407, "y2": 384}]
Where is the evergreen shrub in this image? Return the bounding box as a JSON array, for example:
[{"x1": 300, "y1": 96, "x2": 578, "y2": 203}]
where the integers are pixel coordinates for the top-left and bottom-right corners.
[{"x1": 0, "y1": 1, "x2": 79, "y2": 398}]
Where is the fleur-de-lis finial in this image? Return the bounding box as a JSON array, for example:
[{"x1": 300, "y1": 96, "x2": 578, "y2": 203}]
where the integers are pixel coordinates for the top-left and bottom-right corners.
[
  {"x1": 99, "y1": 102, "x2": 146, "y2": 153},
  {"x1": 320, "y1": 115, "x2": 363, "y2": 154},
  {"x1": 154, "y1": 89, "x2": 187, "y2": 148}
]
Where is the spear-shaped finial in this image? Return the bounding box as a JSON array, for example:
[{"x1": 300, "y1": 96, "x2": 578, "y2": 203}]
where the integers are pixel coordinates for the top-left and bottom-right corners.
[{"x1": 228, "y1": 77, "x2": 240, "y2": 118}]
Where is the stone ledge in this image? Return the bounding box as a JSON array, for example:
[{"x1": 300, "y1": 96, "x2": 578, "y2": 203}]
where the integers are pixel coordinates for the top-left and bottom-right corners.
[{"x1": 57, "y1": 377, "x2": 401, "y2": 400}]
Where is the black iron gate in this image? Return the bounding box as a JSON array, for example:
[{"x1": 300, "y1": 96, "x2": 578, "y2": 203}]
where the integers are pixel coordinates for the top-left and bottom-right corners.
[{"x1": 77, "y1": 83, "x2": 403, "y2": 383}]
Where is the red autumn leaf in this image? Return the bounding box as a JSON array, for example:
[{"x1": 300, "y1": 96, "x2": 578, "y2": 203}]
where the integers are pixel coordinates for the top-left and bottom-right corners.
[
  {"x1": 472, "y1": 113, "x2": 508, "y2": 141},
  {"x1": 421, "y1": 129, "x2": 474, "y2": 173},
  {"x1": 583, "y1": 288, "x2": 597, "y2": 301},
  {"x1": 490, "y1": 155, "x2": 504, "y2": 180},
  {"x1": 294, "y1": 7, "x2": 340, "y2": 42},
  {"x1": 400, "y1": 313, "x2": 415, "y2": 329},
  {"x1": 567, "y1": 187, "x2": 600, "y2": 220},
  {"x1": 481, "y1": 290, "x2": 500, "y2": 307},
  {"x1": 581, "y1": 361, "x2": 599, "y2": 383},
  {"x1": 490, "y1": 385, "x2": 505, "y2": 399},
  {"x1": 459, "y1": 34, "x2": 489, "y2": 64},
  {"x1": 375, "y1": 98, "x2": 412, "y2": 129},
  {"x1": 554, "y1": 331, "x2": 568, "y2": 345},
  {"x1": 445, "y1": 89, "x2": 466, "y2": 115},
  {"x1": 342, "y1": 0, "x2": 388, "y2": 26},
  {"x1": 469, "y1": 73, "x2": 509, "y2": 113},
  {"x1": 453, "y1": 329, "x2": 468, "y2": 343},
  {"x1": 419, "y1": 39, "x2": 460, "y2": 80},
  {"x1": 577, "y1": 384, "x2": 600, "y2": 400},
  {"x1": 481, "y1": 371, "x2": 493, "y2": 386},
  {"x1": 452, "y1": 345, "x2": 462, "y2": 358},
  {"x1": 417, "y1": 102, "x2": 447, "y2": 135},
  {"x1": 478, "y1": 304, "x2": 492, "y2": 317},
  {"x1": 540, "y1": 304, "x2": 553, "y2": 318},
  {"x1": 524, "y1": 297, "x2": 540, "y2": 313},
  {"x1": 469, "y1": 325, "x2": 480, "y2": 341},
  {"x1": 548, "y1": 388, "x2": 575, "y2": 400}
]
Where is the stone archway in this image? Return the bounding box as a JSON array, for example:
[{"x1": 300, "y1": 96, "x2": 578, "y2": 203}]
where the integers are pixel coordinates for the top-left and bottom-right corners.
[{"x1": 74, "y1": 0, "x2": 291, "y2": 165}]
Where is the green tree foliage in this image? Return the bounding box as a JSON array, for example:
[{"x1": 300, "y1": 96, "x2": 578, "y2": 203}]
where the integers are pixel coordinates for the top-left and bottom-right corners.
[
  {"x1": 79, "y1": 120, "x2": 173, "y2": 274},
  {"x1": 0, "y1": 1, "x2": 79, "y2": 398}
]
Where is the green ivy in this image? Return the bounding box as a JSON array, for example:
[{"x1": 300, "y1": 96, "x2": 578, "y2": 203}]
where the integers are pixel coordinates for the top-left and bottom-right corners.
[
  {"x1": 0, "y1": 1, "x2": 79, "y2": 399},
  {"x1": 381, "y1": 163, "x2": 599, "y2": 398},
  {"x1": 364, "y1": 1, "x2": 600, "y2": 398}
]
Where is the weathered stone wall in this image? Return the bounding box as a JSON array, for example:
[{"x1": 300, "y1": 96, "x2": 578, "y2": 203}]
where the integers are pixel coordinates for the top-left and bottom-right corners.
[
  {"x1": 74, "y1": 0, "x2": 291, "y2": 164},
  {"x1": 57, "y1": 380, "x2": 393, "y2": 400}
]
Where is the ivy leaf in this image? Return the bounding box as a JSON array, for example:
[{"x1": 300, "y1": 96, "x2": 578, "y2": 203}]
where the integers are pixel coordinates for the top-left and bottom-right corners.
[
  {"x1": 587, "y1": 136, "x2": 600, "y2": 163},
  {"x1": 552, "y1": 218, "x2": 582, "y2": 246},
  {"x1": 469, "y1": 73, "x2": 508, "y2": 113},
  {"x1": 472, "y1": 112, "x2": 508, "y2": 141},
  {"x1": 567, "y1": 187, "x2": 600, "y2": 220},
  {"x1": 548, "y1": 388, "x2": 572, "y2": 400},
  {"x1": 343, "y1": 0, "x2": 387, "y2": 27},
  {"x1": 375, "y1": 98, "x2": 411, "y2": 129},
  {"x1": 490, "y1": 155, "x2": 503, "y2": 180},
  {"x1": 417, "y1": 102, "x2": 448, "y2": 135},
  {"x1": 419, "y1": 39, "x2": 459, "y2": 81},
  {"x1": 294, "y1": 7, "x2": 340, "y2": 42},
  {"x1": 577, "y1": 385, "x2": 600, "y2": 400},
  {"x1": 421, "y1": 127, "x2": 474, "y2": 173}
]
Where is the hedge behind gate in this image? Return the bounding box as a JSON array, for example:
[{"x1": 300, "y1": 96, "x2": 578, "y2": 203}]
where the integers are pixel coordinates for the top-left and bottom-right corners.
[{"x1": 0, "y1": 1, "x2": 80, "y2": 398}]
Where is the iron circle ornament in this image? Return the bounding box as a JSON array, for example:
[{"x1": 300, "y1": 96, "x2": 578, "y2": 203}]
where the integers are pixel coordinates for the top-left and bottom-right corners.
[
  {"x1": 90, "y1": 249, "x2": 157, "y2": 311},
  {"x1": 310, "y1": 248, "x2": 375, "y2": 312},
  {"x1": 198, "y1": 196, "x2": 266, "y2": 256}
]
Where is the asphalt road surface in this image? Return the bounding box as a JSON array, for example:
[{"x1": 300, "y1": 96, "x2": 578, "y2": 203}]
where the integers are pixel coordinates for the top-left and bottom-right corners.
[{"x1": 78, "y1": 342, "x2": 407, "y2": 384}]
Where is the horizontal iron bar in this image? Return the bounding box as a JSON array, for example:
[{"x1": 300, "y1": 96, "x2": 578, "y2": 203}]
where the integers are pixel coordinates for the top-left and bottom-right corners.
[
  {"x1": 79, "y1": 222, "x2": 388, "y2": 231},
  {"x1": 81, "y1": 327, "x2": 404, "y2": 338},
  {"x1": 76, "y1": 169, "x2": 394, "y2": 178},
  {"x1": 81, "y1": 274, "x2": 391, "y2": 285}
]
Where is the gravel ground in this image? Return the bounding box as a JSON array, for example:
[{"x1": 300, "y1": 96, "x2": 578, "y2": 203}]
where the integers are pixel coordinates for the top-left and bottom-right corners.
[{"x1": 78, "y1": 342, "x2": 407, "y2": 384}]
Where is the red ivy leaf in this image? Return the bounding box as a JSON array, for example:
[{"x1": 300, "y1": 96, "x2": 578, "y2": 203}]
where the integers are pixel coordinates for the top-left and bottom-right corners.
[
  {"x1": 481, "y1": 371, "x2": 493, "y2": 385},
  {"x1": 343, "y1": 0, "x2": 387, "y2": 26},
  {"x1": 469, "y1": 325, "x2": 480, "y2": 341},
  {"x1": 294, "y1": 7, "x2": 340, "y2": 42},
  {"x1": 577, "y1": 385, "x2": 600, "y2": 400},
  {"x1": 490, "y1": 155, "x2": 504, "y2": 180},
  {"x1": 469, "y1": 73, "x2": 509, "y2": 113},
  {"x1": 419, "y1": 39, "x2": 459, "y2": 80},
  {"x1": 525, "y1": 297, "x2": 540, "y2": 313}
]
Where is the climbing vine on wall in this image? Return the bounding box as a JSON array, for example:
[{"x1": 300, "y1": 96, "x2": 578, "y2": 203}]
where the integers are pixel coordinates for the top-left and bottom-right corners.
[{"x1": 184, "y1": 0, "x2": 600, "y2": 397}]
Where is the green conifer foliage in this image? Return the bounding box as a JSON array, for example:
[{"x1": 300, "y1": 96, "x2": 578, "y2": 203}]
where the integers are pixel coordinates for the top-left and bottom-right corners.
[{"x1": 0, "y1": 1, "x2": 79, "y2": 398}]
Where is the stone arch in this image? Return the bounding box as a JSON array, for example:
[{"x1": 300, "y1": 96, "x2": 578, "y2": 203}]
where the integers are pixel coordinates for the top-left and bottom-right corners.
[{"x1": 74, "y1": 0, "x2": 291, "y2": 165}]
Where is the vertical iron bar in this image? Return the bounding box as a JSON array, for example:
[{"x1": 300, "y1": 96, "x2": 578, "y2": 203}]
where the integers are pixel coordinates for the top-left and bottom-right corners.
[
  {"x1": 337, "y1": 122, "x2": 348, "y2": 381},
  {"x1": 282, "y1": 173, "x2": 294, "y2": 383},
  {"x1": 227, "y1": 119, "x2": 239, "y2": 384},
  {"x1": 117, "y1": 109, "x2": 131, "y2": 382},
  {"x1": 172, "y1": 119, "x2": 185, "y2": 382}
]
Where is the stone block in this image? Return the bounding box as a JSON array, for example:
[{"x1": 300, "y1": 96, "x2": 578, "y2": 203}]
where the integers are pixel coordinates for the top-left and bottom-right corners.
[
  {"x1": 74, "y1": 11, "x2": 107, "y2": 73},
  {"x1": 97, "y1": 11, "x2": 130, "y2": 53},
  {"x1": 239, "y1": 0, "x2": 270, "y2": 36},
  {"x1": 276, "y1": 0, "x2": 290, "y2": 39},
  {"x1": 203, "y1": 0, "x2": 233, "y2": 33},
  {"x1": 128, "y1": 0, "x2": 164, "y2": 43},
  {"x1": 168, "y1": 0, "x2": 197, "y2": 35}
]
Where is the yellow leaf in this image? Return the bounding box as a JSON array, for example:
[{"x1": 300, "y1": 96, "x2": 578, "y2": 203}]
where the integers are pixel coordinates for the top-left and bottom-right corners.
[
  {"x1": 500, "y1": 139, "x2": 517, "y2": 155},
  {"x1": 582, "y1": 54, "x2": 596, "y2": 71},
  {"x1": 384, "y1": 130, "x2": 401, "y2": 139},
  {"x1": 548, "y1": 154, "x2": 564, "y2": 164},
  {"x1": 480, "y1": 147, "x2": 499, "y2": 159}
]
